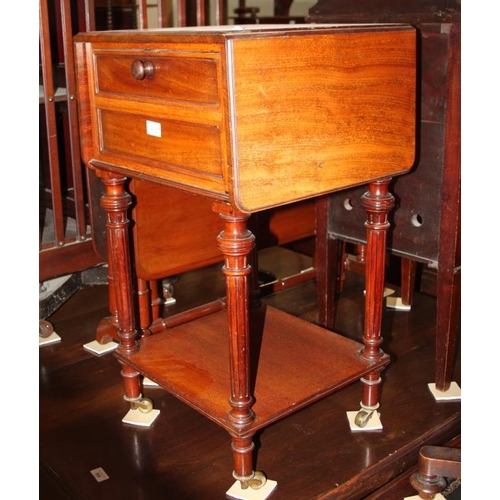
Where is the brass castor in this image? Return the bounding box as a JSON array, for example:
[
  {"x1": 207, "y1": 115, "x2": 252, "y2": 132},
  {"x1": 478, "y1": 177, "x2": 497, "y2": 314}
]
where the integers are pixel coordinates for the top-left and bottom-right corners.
[
  {"x1": 249, "y1": 470, "x2": 267, "y2": 490},
  {"x1": 39, "y1": 320, "x2": 54, "y2": 339},
  {"x1": 131, "y1": 397, "x2": 153, "y2": 413},
  {"x1": 239, "y1": 470, "x2": 267, "y2": 490},
  {"x1": 354, "y1": 409, "x2": 373, "y2": 428}
]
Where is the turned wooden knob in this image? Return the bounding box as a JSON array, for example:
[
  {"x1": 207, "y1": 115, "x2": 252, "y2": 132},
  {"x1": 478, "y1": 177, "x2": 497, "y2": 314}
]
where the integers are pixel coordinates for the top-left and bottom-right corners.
[{"x1": 131, "y1": 59, "x2": 155, "y2": 80}]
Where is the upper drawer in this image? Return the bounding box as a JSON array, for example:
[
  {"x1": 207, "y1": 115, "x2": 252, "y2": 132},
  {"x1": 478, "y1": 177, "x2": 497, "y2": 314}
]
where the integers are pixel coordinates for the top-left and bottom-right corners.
[{"x1": 93, "y1": 51, "x2": 220, "y2": 106}]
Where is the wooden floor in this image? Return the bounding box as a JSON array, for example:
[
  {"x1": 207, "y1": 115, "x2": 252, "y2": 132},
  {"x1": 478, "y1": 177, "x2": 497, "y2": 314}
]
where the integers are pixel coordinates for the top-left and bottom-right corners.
[{"x1": 39, "y1": 242, "x2": 461, "y2": 500}]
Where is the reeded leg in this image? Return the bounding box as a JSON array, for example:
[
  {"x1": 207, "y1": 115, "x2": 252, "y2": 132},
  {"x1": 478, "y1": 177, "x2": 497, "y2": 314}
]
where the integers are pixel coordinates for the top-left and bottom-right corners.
[
  {"x1": 214, "y1": 202, "x2": 266, "y2": 490},
  {"x1": 99, "y1": 172, "x2": 145, "y2": 410},
  {"x1": 355, "y1": 179, "x2": 394, "y2": 427}
]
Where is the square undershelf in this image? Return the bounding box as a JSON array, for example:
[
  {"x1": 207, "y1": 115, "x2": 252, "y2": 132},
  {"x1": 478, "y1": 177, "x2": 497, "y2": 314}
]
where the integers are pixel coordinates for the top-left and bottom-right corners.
[{"x1": 115, "y1": 305, "x2": 389, "y2": 434}]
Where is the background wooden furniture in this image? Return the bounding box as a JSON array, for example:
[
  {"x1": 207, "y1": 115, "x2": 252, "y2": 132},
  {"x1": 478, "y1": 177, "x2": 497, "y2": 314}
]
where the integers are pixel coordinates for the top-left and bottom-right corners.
[
  {"x1": 410, "y1": 445, "x2": 461, "y2": 498},
  {"x1": 310, "y1": 0, "x2": 461, "y2": 393},
  {"x1": 231, "y1": 0, "x2": 305, "y2": 24},
  {"x1": 94, "y1": 0, "x2": 137, "y2": 30},
  {"x1": 39, "y1": 0, "x2": 104, "y2": 284},
  {"x1": 75, "y1": 24, "x2": 416, "y2": 491}
]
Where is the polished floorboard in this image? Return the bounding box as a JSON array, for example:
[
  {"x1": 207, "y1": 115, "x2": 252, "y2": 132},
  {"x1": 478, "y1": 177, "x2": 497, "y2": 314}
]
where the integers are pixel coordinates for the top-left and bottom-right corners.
[{"x1": 39, "y1": 244, "x2": 460, "y2": 500}]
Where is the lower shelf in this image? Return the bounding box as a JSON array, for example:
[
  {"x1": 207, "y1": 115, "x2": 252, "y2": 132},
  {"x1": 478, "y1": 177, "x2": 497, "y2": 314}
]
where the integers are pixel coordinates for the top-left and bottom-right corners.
[{"x1": 115, "y1": 304, "x2": 389, "y2": 434}]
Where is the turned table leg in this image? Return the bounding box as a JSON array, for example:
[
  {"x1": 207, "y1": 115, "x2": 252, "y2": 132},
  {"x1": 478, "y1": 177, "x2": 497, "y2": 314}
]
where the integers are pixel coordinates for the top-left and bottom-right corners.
[
  {"x1": 355, "y1": 179, "x2": 394, "y2": 427},
  {"x1": 99, "y1": 172, "x2": 147, "y2": 411},
  {"x1": 214, "y1": 202, "x2": 266, "y2": 490}
]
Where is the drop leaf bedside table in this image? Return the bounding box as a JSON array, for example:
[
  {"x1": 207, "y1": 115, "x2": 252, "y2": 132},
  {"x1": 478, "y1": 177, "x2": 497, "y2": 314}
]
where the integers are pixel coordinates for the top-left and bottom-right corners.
[{"x1": 74, "y1": 24, "x2": 416, "y2": 497}]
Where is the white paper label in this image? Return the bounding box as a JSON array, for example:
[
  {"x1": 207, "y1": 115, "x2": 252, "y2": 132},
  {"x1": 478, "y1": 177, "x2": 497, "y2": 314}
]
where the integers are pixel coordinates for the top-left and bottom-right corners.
[
  {"x1": 146, "y1": 120, "x2": 161, "y2": 138},
  {"x1": 90, "y1": 467, "x2": 109, "y2": 482}
]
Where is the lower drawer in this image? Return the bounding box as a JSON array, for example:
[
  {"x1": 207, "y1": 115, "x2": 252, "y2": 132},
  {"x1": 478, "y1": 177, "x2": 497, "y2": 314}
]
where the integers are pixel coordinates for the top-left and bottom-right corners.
[{"x1": 98, "y1": 108, "x2": 224, "y2": 184}]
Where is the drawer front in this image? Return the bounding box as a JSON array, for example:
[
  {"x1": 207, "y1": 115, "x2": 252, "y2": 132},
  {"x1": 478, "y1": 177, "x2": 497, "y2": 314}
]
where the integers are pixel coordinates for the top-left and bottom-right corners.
[
  {"x1": 98, "y1": 109, "x2": 224, "y2": 185},
  {"x1": 94, "y1": 51, "x2": 219, "y2": 106}
]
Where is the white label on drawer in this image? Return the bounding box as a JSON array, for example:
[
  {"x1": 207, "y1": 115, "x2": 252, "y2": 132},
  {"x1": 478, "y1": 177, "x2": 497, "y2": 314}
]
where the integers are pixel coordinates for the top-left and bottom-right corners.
[{"x1": 146, "y1": 120, "x2": 162, "y2": 138}]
